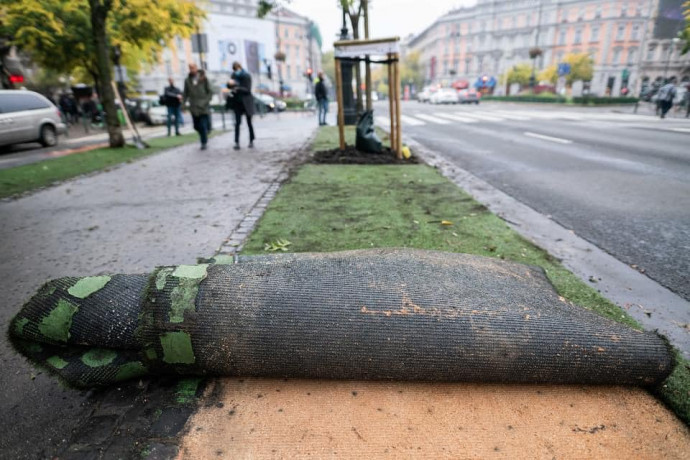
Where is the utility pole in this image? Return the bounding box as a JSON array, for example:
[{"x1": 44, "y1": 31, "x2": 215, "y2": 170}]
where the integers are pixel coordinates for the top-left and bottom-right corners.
[
  {"x1": 529, "y1": 0, "x2": 544, "y2": 91},
  {"x1": 633, "y1": 0, "x2": 655, "y2": 113}
]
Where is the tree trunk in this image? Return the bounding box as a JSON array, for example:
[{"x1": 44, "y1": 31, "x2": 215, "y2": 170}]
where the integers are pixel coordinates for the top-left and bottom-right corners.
[{"x1": 89, "y1": 0, "x2": 125, "y2": 148}]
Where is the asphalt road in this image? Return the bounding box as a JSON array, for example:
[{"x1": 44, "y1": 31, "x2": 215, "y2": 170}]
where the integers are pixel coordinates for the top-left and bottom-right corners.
[{"x1": 375, "y1": 101, "x2": 690, "y2": 302}]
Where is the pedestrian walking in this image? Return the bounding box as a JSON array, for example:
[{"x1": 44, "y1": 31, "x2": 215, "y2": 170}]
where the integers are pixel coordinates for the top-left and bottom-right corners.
[
  {"x1": 657, "y1": 80, "x2": 676, "y2": 119},
  {"x1": 58, "y1": 92, "x2": 78, "y2": 125},
  {"x1": 315, "y1": 71, "x2": 329, "y2": 126},
  {"x1": 163, "y1": 77, "x2": 183, "y2": 136},
  {"x1": 227, "y1": 61, "x2": 255, "y2": 150},
  {"x1": 183, "y1": 64, "x2": 213, "y2": 150},
  {"x1": 683, "y1": 84, "x2": 690, "y2": 119}
]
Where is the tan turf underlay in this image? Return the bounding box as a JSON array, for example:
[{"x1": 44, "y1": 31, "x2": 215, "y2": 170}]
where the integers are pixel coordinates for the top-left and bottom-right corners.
[{"x1": 178, "y1": 378, "x2": 690, "y2": 459}]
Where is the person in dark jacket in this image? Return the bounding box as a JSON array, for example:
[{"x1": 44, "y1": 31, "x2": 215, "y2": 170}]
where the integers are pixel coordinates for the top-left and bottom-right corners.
[
  {"x1": 227, "y1": 61, "x2": 255, "y2": 150},
  {"x1": 183, "y1": 64, "x2": 213, "y2": 150},
  {"x1": 163, "y1": 78, "x2": 183, "y2": 136},
  {"x1": 314, "y1": 71, "x2": 329, "y2": 126}
]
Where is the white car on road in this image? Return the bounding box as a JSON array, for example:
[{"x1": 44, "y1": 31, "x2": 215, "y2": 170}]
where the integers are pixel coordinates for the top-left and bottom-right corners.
[{"x1": 430, "y1": 88, "x2": 458, "y2": 104}]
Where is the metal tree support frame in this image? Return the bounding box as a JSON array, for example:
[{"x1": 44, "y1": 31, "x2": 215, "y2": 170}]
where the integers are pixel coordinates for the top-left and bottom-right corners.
[{"x1": 334, "y1": 37, "x2": 402, "y2": 158}]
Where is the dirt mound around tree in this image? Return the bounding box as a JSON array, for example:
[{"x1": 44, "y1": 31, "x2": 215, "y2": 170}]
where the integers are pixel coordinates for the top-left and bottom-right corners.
[{"x1": 312, "y1": 146, "x2": 419, "y2": 165}]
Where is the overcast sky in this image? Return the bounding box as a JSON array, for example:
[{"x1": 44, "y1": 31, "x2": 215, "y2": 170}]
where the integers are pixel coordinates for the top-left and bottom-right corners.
[{"x1": 286, "y1": 0, "x2": 476, "y2": 50}]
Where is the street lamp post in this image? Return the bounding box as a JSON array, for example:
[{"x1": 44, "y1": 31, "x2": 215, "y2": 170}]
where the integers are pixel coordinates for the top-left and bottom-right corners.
[
  {"x1": 340, "y1": 8, "x2": 357, "y2": 125},
  {"x1": 530, "y1": 0, "x2": 544, "y2": 92},
  {"x1": 663, "y1": 37, "x2": 681, "y2": 81}
]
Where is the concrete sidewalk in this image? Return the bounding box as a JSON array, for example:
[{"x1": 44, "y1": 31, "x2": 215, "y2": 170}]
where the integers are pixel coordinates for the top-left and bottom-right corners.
[{"x1": 0, "y1": 115, "x2": 315, "y2": 458}]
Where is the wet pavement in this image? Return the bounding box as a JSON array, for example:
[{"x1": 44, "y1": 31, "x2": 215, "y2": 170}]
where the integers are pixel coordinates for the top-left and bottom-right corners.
[{"x1": 0, "y1": 113, "x2": 315, "y2": 458}]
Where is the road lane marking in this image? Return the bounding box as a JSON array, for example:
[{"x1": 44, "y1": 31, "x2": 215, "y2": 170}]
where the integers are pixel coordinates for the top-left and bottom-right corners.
[
  {"x1": 488, "y1": 110, "x2": 532, "y2": 120},
  {"x1": 400, "y1": 115, "x2": 427, "y2": 126},
  {"x1": 375, "y1": 116, "x2": 391, "y2": 126},
  {"x1": 453, "y1": 112, "x2": 505, "y2": 122},
  {"x1": 523, "y1": 131, "x2": 573, "y2": 144},
  {"x1": 670, "y1": 127, "x2": 690, "y2": 133},
  {"x1": 433, "y1": 113, "x2": 478, "y2": 123},
  {"x1": 414, "y1": 114, "x2": 452, "y2": 124}
]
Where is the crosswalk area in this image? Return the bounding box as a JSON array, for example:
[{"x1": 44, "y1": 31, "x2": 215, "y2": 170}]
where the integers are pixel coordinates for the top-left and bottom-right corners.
[{"x1": 375, "y1": 106, "x2": 689, "y2": 128}]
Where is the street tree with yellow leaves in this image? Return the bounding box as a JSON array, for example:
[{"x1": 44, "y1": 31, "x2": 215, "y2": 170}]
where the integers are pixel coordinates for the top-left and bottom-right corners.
[{"x1": 0, "y1": 0, "x2": 204, "y2": 147}]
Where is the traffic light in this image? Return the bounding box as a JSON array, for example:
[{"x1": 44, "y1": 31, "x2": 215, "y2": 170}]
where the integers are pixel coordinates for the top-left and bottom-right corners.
[
  {"x1": 266, "y1": 64, "x2": 272, "y2": 80},
  {"x1": 306, "y1": 68, "x2": 313, "y2": 82}
]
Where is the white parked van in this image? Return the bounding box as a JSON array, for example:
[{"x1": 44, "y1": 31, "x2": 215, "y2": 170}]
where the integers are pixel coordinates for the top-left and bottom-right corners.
[{"x1": 0, "y1": 90, "x2": 67, "y2": 148}]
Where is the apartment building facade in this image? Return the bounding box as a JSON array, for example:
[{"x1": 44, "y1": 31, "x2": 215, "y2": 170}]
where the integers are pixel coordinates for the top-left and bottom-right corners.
[
  {"x1": 136, "y1": 1, "x2": 322, "y2": 99},
  {"x1": 408, "y1": 0, "x2": 688, "y2": 96}
]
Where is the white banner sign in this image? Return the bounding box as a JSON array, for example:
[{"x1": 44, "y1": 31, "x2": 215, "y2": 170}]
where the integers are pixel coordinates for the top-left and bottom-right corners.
[{"x1": 334, "y1": 40, "x2": 400, "y2": 58}]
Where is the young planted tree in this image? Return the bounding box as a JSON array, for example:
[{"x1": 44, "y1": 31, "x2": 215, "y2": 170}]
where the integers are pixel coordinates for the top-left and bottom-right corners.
[
  {"x1": 1, "y1": 0, "x2": 204, "y2": 148},
  {"x1": 539, "y1": 53, "x2": 593, "y2": 89},
  {"x1": 502, "y1": 63, "x2": 533, "y2": 89}
]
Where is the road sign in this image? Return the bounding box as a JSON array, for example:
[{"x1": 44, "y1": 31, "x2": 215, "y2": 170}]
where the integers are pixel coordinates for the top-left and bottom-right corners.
[{"x1": 557, "y1": 63, "x2": 571, "y2": 77}]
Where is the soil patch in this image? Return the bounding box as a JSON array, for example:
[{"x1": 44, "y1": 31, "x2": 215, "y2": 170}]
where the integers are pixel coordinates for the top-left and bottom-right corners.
[
  {"x1": 179, "y1": 379, "x2": 690, "y2": 459},
  {"x1": 312, "y1": 146, "x2": 419, "y2": 165}
]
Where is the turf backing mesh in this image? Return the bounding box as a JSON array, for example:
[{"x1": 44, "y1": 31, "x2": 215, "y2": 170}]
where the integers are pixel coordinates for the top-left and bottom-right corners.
[{"x1": 9, "y1": 249, "x2": 673, "y2": 387}]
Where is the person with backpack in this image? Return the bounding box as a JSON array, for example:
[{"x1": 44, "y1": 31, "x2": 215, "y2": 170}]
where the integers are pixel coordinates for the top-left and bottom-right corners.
[
  {"x1": 163, "y1": 78, "x2": 183, "y2": 136},
  {"x1": 183, "y1": 64, "x2": 213, "y2": 150},
  {"x1": 657, "y1": 80, "x2": 677, "y2": 119}
]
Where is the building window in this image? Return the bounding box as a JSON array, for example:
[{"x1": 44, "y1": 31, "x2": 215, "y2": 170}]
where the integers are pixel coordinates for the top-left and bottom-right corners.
[
  {"x1": 287, "y1": 65, "x2": 291, "y2": 79},
  {"x1": 612, "y1": 49, "x2": 621, "y2": 64},
  {"x1": 632, "y1": 24, "x2": 640, "y2": 40},
  {"x1": 627, "y1": 48, "x2": 637, "y2": 64},
  {"x1": 575, "y1": 28, "x2": 582, "y2": 44},
  {"x1": 646, "y1": 46, "x2": 655, "y2": 60},
  {"x1": 621, "y1": 2, "x2": 628, "y2": 17},
  {"x1": 616, "y1": 24, "x2": 625, "y2": 41},
  {"x1": 284, "y1": 28, "x2": 289, "y2": 38},
  {"x1": 595, "y1": 4, "x2": 602, "y2": 18},
  {"x1": 558, "y1": 29, "x2": 566, "y2": 45},
  {"x1": 590, "y1": 26, "x2": 600, "y2": 42}
]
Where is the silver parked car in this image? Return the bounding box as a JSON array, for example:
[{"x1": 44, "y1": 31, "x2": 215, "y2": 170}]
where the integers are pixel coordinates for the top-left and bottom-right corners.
[{"x1": 0, "y1": 90, "x2": 67, "y2": 148}]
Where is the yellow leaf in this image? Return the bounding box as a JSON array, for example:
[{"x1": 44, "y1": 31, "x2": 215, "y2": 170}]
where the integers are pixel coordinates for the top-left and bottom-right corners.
[{"x1": 441, "y1": 220, "x2": 453, "y2": 226}]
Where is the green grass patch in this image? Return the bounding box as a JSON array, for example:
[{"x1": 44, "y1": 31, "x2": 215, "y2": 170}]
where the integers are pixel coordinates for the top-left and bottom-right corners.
[
  {"x1": 242, "y1": 164, "x2": 639, "y2": 329},
  {"x1": 242, "y1": 126, "x2": 690, "y2": 424},
  {"x1": 0, "y1": 133, "x2": 210, "y2": 199}
]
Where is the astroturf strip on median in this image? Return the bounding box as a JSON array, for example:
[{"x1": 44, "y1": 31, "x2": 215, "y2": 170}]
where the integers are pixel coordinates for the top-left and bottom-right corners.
[
  {"x1": 240, "y1": 125, "x2": 689, "y2": 426},
  {"x1": 0, "y1": 133, "x2": 208, "y2": 199}
]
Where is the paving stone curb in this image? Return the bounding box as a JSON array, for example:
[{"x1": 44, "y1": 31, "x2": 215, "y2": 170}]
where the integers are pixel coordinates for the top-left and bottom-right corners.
[{"x1": 215, "y1": 131, "x2": 317, "y2": 257}]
